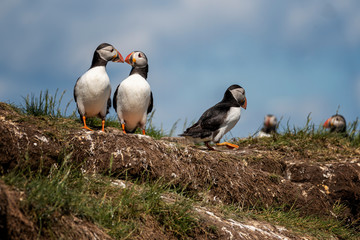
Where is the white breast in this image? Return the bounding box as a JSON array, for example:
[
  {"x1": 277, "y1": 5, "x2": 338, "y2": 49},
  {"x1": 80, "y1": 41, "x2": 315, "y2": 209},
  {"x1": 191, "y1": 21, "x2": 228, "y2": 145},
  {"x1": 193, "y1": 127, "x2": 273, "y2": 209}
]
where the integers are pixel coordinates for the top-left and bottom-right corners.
[
  {"x1": 116, "y1": 74, "x2": 151, "y2": 130},
  {"x1": 257, "y1": 131, "x2": 271, "y2": 138},
  {"x1": 213, "y1": 107, "x2": 241, "y2": 142},
  {"x1": 75, "y1": 66, "x2": 111, "y2": 117}
]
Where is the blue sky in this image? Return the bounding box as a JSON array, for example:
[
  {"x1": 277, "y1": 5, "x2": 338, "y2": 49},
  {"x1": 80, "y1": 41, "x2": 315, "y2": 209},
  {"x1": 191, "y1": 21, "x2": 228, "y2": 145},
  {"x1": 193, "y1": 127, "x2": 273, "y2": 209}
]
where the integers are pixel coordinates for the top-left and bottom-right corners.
[{"x1": 1, "y1": 0, "x2": 360, "y2": 138}]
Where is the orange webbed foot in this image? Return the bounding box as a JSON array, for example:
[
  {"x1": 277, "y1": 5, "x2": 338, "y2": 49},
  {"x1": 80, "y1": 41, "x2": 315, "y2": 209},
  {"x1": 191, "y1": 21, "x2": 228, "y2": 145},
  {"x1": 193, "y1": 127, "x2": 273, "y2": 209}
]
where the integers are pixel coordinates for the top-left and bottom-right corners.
[
  {"x1": 216, "y1": 142, "x2": 239, "y2": 149},
  {"x1": 82, "y1": 126, "x2": 93, "y2": 131},
  {"x1": 81, "y1": 116, "x2": 93, "y2": 131}
]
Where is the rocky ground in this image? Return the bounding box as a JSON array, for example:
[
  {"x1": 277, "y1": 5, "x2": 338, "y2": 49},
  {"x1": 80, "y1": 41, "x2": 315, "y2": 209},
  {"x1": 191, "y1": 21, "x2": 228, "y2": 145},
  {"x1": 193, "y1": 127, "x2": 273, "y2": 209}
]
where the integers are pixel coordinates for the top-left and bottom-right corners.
[{"x1": 0, "y1": 102, "x2": 359, "y2": 239}]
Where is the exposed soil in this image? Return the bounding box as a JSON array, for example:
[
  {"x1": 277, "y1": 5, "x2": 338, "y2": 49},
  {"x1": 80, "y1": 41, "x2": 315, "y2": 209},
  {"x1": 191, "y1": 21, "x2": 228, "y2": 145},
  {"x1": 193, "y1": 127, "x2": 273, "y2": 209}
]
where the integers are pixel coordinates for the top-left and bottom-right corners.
[{"x1": 1, "y1": 102, "x2": 359, "y2": 239}]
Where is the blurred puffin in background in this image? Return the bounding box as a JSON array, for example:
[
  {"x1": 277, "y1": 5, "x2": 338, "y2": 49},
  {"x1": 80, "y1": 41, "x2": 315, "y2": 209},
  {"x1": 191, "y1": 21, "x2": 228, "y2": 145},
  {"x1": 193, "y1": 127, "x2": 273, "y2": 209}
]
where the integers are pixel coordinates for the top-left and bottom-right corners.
[
  {"x1": 323, "y1": 114, "x2": 346, "y2": 133},
  {"x1": 74, "y1": 43, "x2": 124, "y2": 131},
  {"x1": 257, "y1": 114, "x2": 278, "y2": 138},
  {"x1": 180, "y1": 84, "x2": 247, "y2": 150},
  {"x1": 113, "y1": 51, "x2": 153, "y2": 134}
]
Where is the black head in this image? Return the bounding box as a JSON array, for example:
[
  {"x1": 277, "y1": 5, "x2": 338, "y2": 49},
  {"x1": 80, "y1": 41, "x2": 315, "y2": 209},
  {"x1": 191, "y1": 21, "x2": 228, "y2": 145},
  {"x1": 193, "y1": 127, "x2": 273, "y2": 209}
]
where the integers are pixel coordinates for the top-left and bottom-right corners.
[
  {"x1": 125, "y1": 51, "x2": 149, "y2": 78},
  {"x1": 91, "y1": 43, "x2": 124, "y2": 68},
  {"x1": 223, "y1": 84, "x2": 247, "y2": 109},
  {"x1": 125, "y1": 51, "x2": 148, "y2": 68}
]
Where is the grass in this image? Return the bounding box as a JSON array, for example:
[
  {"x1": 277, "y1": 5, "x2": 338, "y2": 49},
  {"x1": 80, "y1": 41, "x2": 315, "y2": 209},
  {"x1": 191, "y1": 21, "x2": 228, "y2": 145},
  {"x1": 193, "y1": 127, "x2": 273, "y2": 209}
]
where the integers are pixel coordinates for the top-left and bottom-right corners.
[
  {"x1": 2, "y1": 156, "x2": 199, "y2": 239},
  {"x1": 219, "y1": 203, "x2": 360, "y2": 240},
  {"x1": 21, "y1": 89, "x2": 72, "y2": 118},
  {"x1": 3, "y1": 157, "x2": 359, "y2": 239},
  {"x1": 4, "y1": 89, "x2": 360, "y2": 238}
]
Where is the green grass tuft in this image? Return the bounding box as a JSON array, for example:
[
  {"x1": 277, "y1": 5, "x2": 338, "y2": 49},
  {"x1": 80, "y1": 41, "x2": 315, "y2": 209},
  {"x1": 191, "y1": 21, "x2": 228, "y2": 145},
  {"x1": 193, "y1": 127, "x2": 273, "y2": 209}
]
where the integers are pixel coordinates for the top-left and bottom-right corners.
[
  {"x1": 221, "y1": 203, "x2": 360, "y2": 240},
  {"x1": 21, "y1": 89, "x2": 72, "y2": 118},
  {"x1": 2, "y1": 157, "x2": 199, "y2": 239}
]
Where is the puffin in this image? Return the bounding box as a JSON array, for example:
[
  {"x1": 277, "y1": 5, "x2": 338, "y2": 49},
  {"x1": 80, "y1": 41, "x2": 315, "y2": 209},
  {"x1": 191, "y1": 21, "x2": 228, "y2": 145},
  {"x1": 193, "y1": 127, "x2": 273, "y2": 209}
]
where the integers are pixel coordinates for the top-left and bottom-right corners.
[
  {"x1": 180, "y1": 84, "x2": 247, "y2": 150},
  {"x1": 113, "y1": 51, "x2": 153, "y2": 134},
  {"x1": 257, "y1": 114, "x2": 278, "y2": 138},
  {"x1": 74, "y1": 43, "x2": 124, "y2": 131},
  {"x1": 323, "y1": 114, "x2": 346, "y2": 133}
]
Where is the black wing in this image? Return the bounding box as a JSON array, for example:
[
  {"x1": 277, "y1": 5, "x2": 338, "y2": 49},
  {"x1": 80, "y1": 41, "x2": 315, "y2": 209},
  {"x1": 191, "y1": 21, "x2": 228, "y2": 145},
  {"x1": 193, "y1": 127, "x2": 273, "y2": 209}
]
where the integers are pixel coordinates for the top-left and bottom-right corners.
[
  {"x1": 106, "y1": 97, "x2": 111, "y2": 114},
  {"x1": 181, "y1": 102, "x2": 230, "y2": 138},
  {"x1": 198, "y1": 102, "x2": 231, "y2": 131},
  {"x1": 147, "y1": 91, "x2": 153, "y2": 114},
  {"x1": 113, "y1": 85, "x2": 119, "y2": 112}
]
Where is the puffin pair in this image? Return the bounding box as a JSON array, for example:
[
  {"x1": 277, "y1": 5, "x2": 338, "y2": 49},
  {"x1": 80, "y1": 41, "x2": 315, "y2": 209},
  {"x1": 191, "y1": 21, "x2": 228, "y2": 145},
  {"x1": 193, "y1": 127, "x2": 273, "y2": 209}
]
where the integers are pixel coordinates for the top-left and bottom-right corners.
[
  {"x1": 74, "y1": 43, "x2": 152, "y2": 133},
  {"x1": 323, "y1": 114, "x2": 346, "y2": 133},
  {"x1": 257, "y1": 114, "x2": 278, "y2": 138},
  {"x1": 181, "y1": 85, "x2": 247, "y2": 150},
  {"x1": 255, "y1": 114, "x2": 345, "y2": 137},
  {"x1": 256, "y1": 114, "x2": 346, "y2": 135}
]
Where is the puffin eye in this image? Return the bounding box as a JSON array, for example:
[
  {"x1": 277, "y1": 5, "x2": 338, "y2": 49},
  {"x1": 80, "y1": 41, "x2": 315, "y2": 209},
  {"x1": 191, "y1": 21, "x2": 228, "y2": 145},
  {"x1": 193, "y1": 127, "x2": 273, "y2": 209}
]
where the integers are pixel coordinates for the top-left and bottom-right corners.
[{"x1": 138, "y1": 53, "x2": 142, "y2": 58}]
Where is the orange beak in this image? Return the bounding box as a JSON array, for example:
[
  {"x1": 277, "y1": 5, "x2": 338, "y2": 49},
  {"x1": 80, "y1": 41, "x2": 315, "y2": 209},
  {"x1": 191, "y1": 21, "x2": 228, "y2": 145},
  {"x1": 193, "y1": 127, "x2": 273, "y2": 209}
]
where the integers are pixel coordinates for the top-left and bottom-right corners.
[
  {"x1": 112, "y1": 50, "x2": 124, "y2": 63},
  {"x1": 323, "y1": 118, "x2": 331, "y2": 128},
  {"x1": 241, "y1": 97, "x2": 247, "y2": 109},
  {"x1": 125, "y1": 52, "x2": 134, "y2": 65}
]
